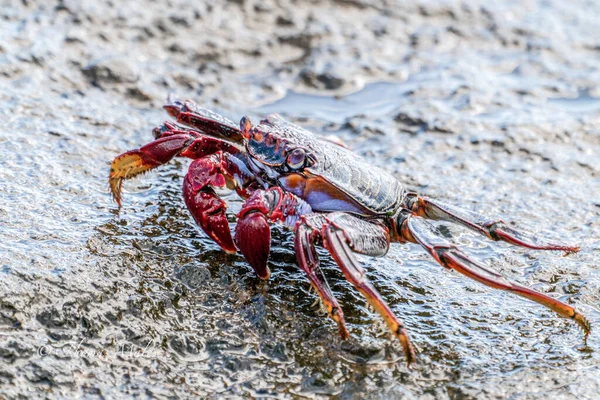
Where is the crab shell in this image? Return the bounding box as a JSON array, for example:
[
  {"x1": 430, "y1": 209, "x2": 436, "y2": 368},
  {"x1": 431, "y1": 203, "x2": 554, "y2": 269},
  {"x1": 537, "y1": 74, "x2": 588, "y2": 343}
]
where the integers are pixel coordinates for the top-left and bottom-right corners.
[{"x1": 241, "y1": 114, "x2": 406, "y2": 217}]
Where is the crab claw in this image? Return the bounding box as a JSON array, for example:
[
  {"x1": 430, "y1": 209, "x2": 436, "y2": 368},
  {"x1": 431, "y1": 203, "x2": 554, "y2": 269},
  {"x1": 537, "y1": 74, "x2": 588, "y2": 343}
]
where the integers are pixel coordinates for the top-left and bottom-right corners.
[
  {"x1": 234, "y1": 188, "x2": 311, "y2": 280},
  {"x1": 184, "y1": 188, "x2": 237, "y2": 254},
  {"x1": 109, "y1": 134, "x2": 191, "y2": 207},
  {"x1": 183, "y1": 158, "x2": 237, "y2": 254},
  {"x1": 235, "y1": 212, "x2": 272, "y2": 280}
]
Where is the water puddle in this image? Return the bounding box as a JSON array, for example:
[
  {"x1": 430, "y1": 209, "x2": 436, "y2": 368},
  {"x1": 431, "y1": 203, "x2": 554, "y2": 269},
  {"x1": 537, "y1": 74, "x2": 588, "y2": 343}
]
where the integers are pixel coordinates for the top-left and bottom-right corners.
[
  {"x1": 547, "y1": 89, "x2": 600, "y2": 114},
  {"x1": 255, "y1": 81, "x2": 412, "y2": 123}
]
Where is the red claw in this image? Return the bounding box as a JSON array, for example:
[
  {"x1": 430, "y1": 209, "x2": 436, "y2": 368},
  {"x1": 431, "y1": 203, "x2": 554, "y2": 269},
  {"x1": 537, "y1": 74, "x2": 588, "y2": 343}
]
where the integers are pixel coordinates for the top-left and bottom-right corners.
[
  {"x1": 162, "y1": 98, "x2": 243, "y2": 143},
  {"x1": 234, "y1": 188, "x2": 311, "y2": 280},
  {"x1": 235, "y1": 212, "x2": 272, "y2": 280},
  {"x1": 184, "y1": 187, "x2": 237, "y2": 254},
  {"x1": 183, "y1": 157, "x2": 237, "y2": 254},
  {"x1": 109, "y1": 134, "x2": 192, "y2": 207}
]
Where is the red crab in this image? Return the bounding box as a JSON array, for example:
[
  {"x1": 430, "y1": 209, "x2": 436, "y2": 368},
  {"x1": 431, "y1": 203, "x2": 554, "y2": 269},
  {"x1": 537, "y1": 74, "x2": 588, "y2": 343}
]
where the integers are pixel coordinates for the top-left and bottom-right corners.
[{"x1": 109, "y1": 98, "x2": 590, "y2": 365}]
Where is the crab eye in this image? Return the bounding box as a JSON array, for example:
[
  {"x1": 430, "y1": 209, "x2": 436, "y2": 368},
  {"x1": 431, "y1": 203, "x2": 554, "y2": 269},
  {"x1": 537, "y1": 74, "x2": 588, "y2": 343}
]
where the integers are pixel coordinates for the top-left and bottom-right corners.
[{"x1": 287, "y1": 148, "x2": 306, "y2": 169}]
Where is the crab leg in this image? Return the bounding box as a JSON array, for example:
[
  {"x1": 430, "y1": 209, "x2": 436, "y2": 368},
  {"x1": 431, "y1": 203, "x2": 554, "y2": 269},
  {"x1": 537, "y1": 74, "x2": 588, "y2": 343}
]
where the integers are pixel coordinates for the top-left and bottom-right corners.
[
  {"x1": 312, "y1": 213, "x2": 416, "y2": 365},
  {"x1": 234, "y1": 187, "x2": 312, "y2": 279},
  {"x1": 109, "y1": 122, "x2": 242, "y2": 207},
  {"x1": 406, "y1": 194, "x2": 579, "y2": 254},
  {"x1": 295, "y1": 215, "x2": 349, "y2": 340},
  {"x1": 184, "y1": 151, "x2": 255, "y2": 253},
  {"x1": 233, "y1": 188, "x2": 353, "y2": 338},
  {"x1": 163, "y1": 98, "x2": 243, "y2": 143},
  {"x1": 396, "y1": 212, "x2": 591, "y2": 337}
]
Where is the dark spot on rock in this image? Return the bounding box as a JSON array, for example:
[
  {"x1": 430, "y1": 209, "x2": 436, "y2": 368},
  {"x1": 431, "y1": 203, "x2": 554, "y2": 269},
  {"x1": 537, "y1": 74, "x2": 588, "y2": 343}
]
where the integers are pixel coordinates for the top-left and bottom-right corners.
[
  {"x1": 276, "y1": 15, "x2": 295, "y2": 26},
  {"x1": 394, "y1": 112, "x2": 426, "y2": 127},
  {"x1": 24, "y1": 363, "x2": 55, "y2": 385},
  {"x1": 125, "y1": 86, "x2": 152, "y2": 102},
  {"x1": 0, "y1": 370, "x2": 15, "y2": 384},
  {"x1": 82, "y1": 58, "x2": 138, "y2": 88},
  {"x1": 167, "y1": 42, "x2": 185, "y2": 53},
  {"x1": 278, "y1": 32, "x2": 313, "y2": 50},
  {"x1": 169, "y1": 15, "x2": 190, "y2": 27},
  {"x1": 299, "y1": 68, "x2": 345, "y2": 91}
]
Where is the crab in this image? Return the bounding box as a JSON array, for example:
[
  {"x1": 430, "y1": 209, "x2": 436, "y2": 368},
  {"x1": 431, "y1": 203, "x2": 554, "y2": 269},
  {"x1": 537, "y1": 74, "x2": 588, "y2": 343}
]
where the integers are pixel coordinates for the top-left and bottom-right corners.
[{"x1": 109, "y1": 98, "x2": 590, "y2": 365}]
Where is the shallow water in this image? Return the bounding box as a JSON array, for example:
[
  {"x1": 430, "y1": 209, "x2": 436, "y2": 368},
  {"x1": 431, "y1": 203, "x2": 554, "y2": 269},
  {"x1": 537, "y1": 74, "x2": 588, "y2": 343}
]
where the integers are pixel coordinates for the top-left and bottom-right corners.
[{"x1": 1, "y1": 1, "x2": 600, "y2": 399}]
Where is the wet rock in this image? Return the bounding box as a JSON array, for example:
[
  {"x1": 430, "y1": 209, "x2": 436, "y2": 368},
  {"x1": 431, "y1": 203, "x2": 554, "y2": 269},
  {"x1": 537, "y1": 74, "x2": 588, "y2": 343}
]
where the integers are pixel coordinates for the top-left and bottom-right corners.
[
  {"x1": 428, "y1": 119, "x2": 455, "y2": 134},
  {"x1": 36, "y1": 307, "x2": 68, "y2": 329},
  {"x1": 1, "y1": 0, "x2": 600, "y2": 398},
  {"x1": 0, "y1": 370, "x2": 15, "y2": 384},
  {"x1": 0, "y1": 302, "x2": 19, "y2": 327},
  {"x1": 394, "y1": 112, "x2": 427, "y2": 127},
  {"x1": 276, "y1": 14, "x2": 296, "y2": 27},
  {"x1": 333, "y1": 0, "x2": 372, "y2": 9},
  {"x1": 125, "y1": 86, "x2": 152, "y2": 102},
  {"x1": 0, "y1": 341, "x2": 33, "y2": 363},
  {"x1": 491, "y1": 138, "x2": 505, "y2": 147},
  {"x1": 24, "y1": 363, "x2": 55, "y2": 384},
  {"x1": 169, "y1": 15, "x2": 191, "y2": 28},
  {"x1": 0, "y1": 346, "x2": 17, "y2": 363},
  {"x1": 278, "y1": 31, "x2": 314, "y2": 51},
  {"x1": 175, "y1": 263, "x2": 211, "y2": 290},
  {"x1": 36, "y1": 303, "x2": 82, "y2": 330}
]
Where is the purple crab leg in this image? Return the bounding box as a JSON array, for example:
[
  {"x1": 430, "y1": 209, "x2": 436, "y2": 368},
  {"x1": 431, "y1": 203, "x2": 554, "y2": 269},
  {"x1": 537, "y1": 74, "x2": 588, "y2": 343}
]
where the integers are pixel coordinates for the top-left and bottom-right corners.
[
  {"x1": 295, "y1": 215, "x2": 350, "y2": 340},
  {"x1": 295, "y1": 213, "x2": 416, "y2": 365},
  {"x1": 396, "y1": 213, "x2": 591, "y2": 338},
  {"x1": 407, "y1": 194, "x2": 579, "y2": 254}
]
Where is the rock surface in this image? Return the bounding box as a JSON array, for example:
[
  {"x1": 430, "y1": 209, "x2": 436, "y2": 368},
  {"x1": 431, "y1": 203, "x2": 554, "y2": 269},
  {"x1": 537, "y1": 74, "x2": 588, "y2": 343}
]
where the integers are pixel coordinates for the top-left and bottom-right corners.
[{"x1": 1, "y1": 0, "x2": 599, "y2": 398}]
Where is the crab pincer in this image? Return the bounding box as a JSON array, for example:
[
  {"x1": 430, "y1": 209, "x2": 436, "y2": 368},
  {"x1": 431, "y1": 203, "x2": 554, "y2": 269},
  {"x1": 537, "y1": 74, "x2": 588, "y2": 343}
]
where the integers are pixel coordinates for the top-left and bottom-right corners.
[
  {"x1": 108, "y1": 115, "x2": 250, "y2": 255},
  {"x1": 234, "y1": 189, "x2": 280, "y2": 280},
  {"x1": 163, "y1": 97, "x2": 244, "y2": 143},
  {"x1": 235, "y1": 211, "x2": 272, "y2": 279},
  {"x1": 235, "y1": 188, "x2": 314, "y2": 280},
  {"x1": 109, "y1": 134, "x2": 192, "y2": 207},
  {"x1": 183, "y1": 155, "x2": 238, "y2": 254}
]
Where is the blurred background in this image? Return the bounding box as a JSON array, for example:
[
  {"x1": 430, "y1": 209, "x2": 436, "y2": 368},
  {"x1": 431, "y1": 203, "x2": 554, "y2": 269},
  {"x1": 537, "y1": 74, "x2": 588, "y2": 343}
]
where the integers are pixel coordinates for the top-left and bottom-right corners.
[{"x1": 1, "y1": 0, "x2": 599, "y2": 398}]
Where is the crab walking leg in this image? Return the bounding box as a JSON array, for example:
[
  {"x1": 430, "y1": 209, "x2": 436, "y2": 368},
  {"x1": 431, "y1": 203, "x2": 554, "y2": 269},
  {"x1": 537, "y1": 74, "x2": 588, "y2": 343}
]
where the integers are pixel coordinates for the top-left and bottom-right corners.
[
  {"x1": 184, "y1": 151, "x2": 255, "y2": 254},
  {"x1": 163, "y1": 98, "x2": 244, "y2": 144},
  {"x1": 397, "y1": 213, "x2": 591, "y2": 337},
  {"x1": 109, "y1": 123, "x2": 243, "y2": 207},
  {"x1": 319, "y1": 213, "x2": 416, "y2": 365},
  {"x1": 295, "y1": 215, "x2": 349, "y2": 339},
  {"x1": 406, "y1": 194, "x2": 579, "y2": 254},
  {"x1": 234, "y1": 187, "x2": 312, "y2": 279}
]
